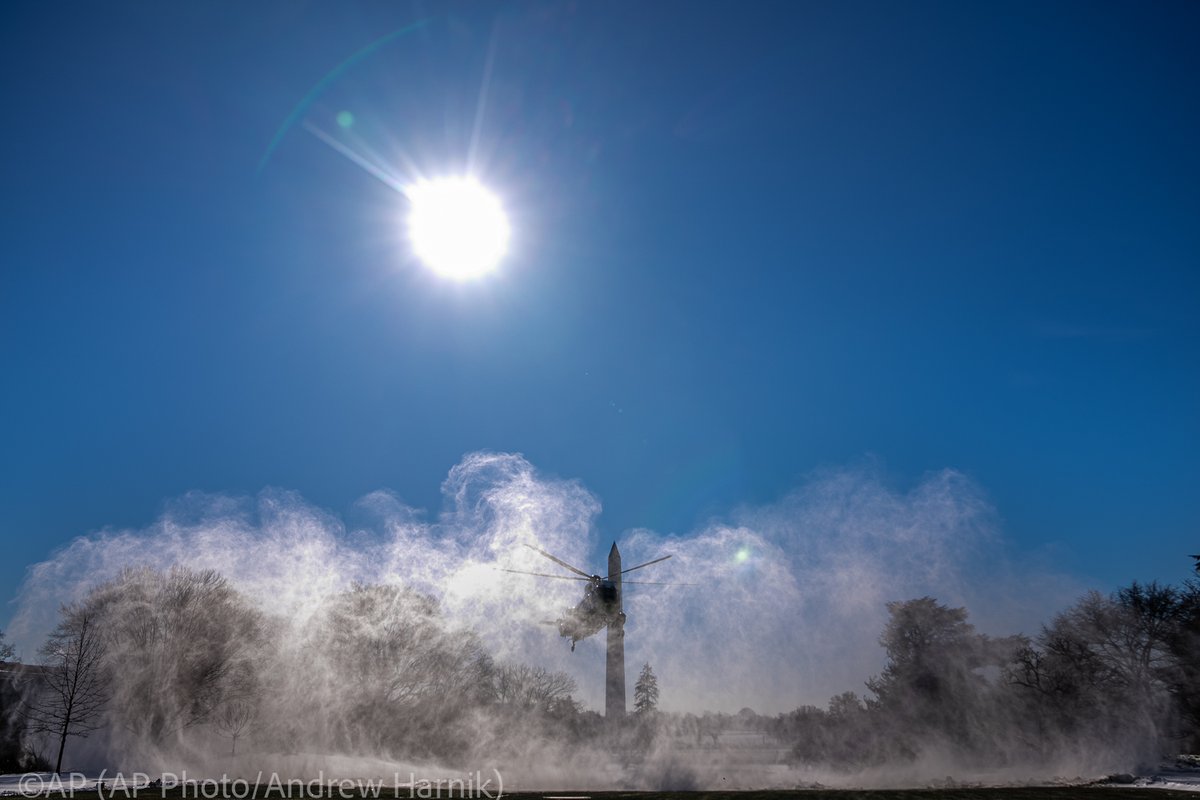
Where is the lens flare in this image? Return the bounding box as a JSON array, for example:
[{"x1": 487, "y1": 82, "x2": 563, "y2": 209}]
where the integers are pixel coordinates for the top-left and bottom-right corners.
[{"x1": 406, "y1": 177, "x2": 510, "y2": 280}]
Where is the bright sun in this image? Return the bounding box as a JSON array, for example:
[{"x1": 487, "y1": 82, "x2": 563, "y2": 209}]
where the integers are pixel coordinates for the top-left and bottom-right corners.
[{"x1": 406, "y1": 177, "x2": 510, "y2": 280}]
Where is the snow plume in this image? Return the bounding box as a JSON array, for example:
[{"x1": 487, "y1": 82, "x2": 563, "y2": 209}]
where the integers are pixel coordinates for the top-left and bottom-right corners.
[
  {"x1": 8, "y1": 452, "x2": 1091, "y2": 785},
  {"x1": 624, "y1": 465, "x2": 1079, "y2": 712},
  {"x1": 12, "y1": 453, "x2": 599, "y2": 667}
]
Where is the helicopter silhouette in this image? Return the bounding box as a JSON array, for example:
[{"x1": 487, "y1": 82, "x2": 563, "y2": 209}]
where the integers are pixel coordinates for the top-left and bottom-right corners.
[{"x1": 501, "y1": 543, "x2": 689, "y2": 651}]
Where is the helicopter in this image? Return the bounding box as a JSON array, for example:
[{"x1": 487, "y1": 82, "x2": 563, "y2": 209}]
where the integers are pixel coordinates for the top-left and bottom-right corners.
[{"x1": 501, "y1": 543, "x2": 687, "y2": 651}]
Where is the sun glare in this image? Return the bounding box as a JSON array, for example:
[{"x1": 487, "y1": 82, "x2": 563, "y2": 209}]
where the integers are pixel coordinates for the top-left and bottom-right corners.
[{"x1": 406, "y1": 177, "x2": 510, "y2": 280}]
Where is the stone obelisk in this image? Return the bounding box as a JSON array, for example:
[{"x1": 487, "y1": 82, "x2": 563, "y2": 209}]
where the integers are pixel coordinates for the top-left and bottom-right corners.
[{"x1": 605, "y1": 542, "x2": 626, "y2": 719}]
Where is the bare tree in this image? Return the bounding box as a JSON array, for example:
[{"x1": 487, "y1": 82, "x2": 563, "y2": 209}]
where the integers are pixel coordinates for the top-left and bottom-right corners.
[
  {"x1": 82, "y1": 566, "x2": 262, "y2": 744},
  {"x1": 213, "y1": 699, "x2": 256, "y2": 756},
  {"x1": 0, "y1": 630, "x2": 14, "y2": 661},
  {"x1": 23, "y1": 607, "x2": 108, "y2": 773},
  {"x1": 303, "y1": 583, "x2": 494, "y2": 757},
  {"x1": 492, "y1": 663, "x2": 577, "y2": 713}
]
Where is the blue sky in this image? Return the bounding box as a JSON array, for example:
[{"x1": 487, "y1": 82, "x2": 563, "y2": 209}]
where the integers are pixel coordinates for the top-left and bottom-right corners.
[{"x1": 2, "y1": 1, "x2": 1197, "y2": 632}]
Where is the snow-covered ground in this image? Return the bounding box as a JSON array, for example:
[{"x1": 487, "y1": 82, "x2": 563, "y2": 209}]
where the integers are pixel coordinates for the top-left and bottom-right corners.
[
  {"x1": 1102, "y1": 756, "x2": 1200, "y2": 792},
  {"x1": 0, "y1": 772, "x2": 152, "y2": 796}
]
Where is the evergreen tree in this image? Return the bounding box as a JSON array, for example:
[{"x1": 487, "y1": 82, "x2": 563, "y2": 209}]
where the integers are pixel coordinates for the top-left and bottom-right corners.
[
  {"x1": 866, "y1": 597, "x2": 1020, "y2": 752},
  {"x1": 634, "y1": 663, "x2": 659, "y2": 714}
]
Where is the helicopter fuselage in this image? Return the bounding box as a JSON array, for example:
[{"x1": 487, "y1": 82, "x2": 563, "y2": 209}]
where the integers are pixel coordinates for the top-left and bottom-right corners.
[
  {"x1": 502, "y1": 543, "x2": 673, "y2": 655},
  {"x1": 557, "y1": 576, "x2": 623, "y2": 648}
]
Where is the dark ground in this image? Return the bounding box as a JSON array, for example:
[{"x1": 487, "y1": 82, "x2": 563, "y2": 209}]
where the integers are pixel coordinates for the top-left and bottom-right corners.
[{"x1": 16, "y1": 790, "x2": 1198, "y2": 800}]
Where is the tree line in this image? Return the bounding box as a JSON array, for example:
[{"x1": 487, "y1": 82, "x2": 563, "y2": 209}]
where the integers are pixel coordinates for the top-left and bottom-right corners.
[
  {"x1": 2, "y1": 556, "x2": 1197, "y2": 775},
  {"x1": 765, "y1": 559, "x2": 1200, "y2": 772},
  {"x1": 0, "y1": 567, "x2": 587, "y2": 772}
]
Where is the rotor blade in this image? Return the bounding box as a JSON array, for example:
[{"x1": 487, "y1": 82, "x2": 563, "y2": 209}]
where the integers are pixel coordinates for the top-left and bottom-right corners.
[
  {"x1": 498, "y1": 568, "x2": 589, "y2": 582},
  {"x1": 523, "y1": 543, "x2": 593, "y2": 578},
  {"x1": 614, "y1": 554, "x2": 672, "y2": 577},
  {"x1": 623, "y1": 580, "x2": 698, "y2": 586}
]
